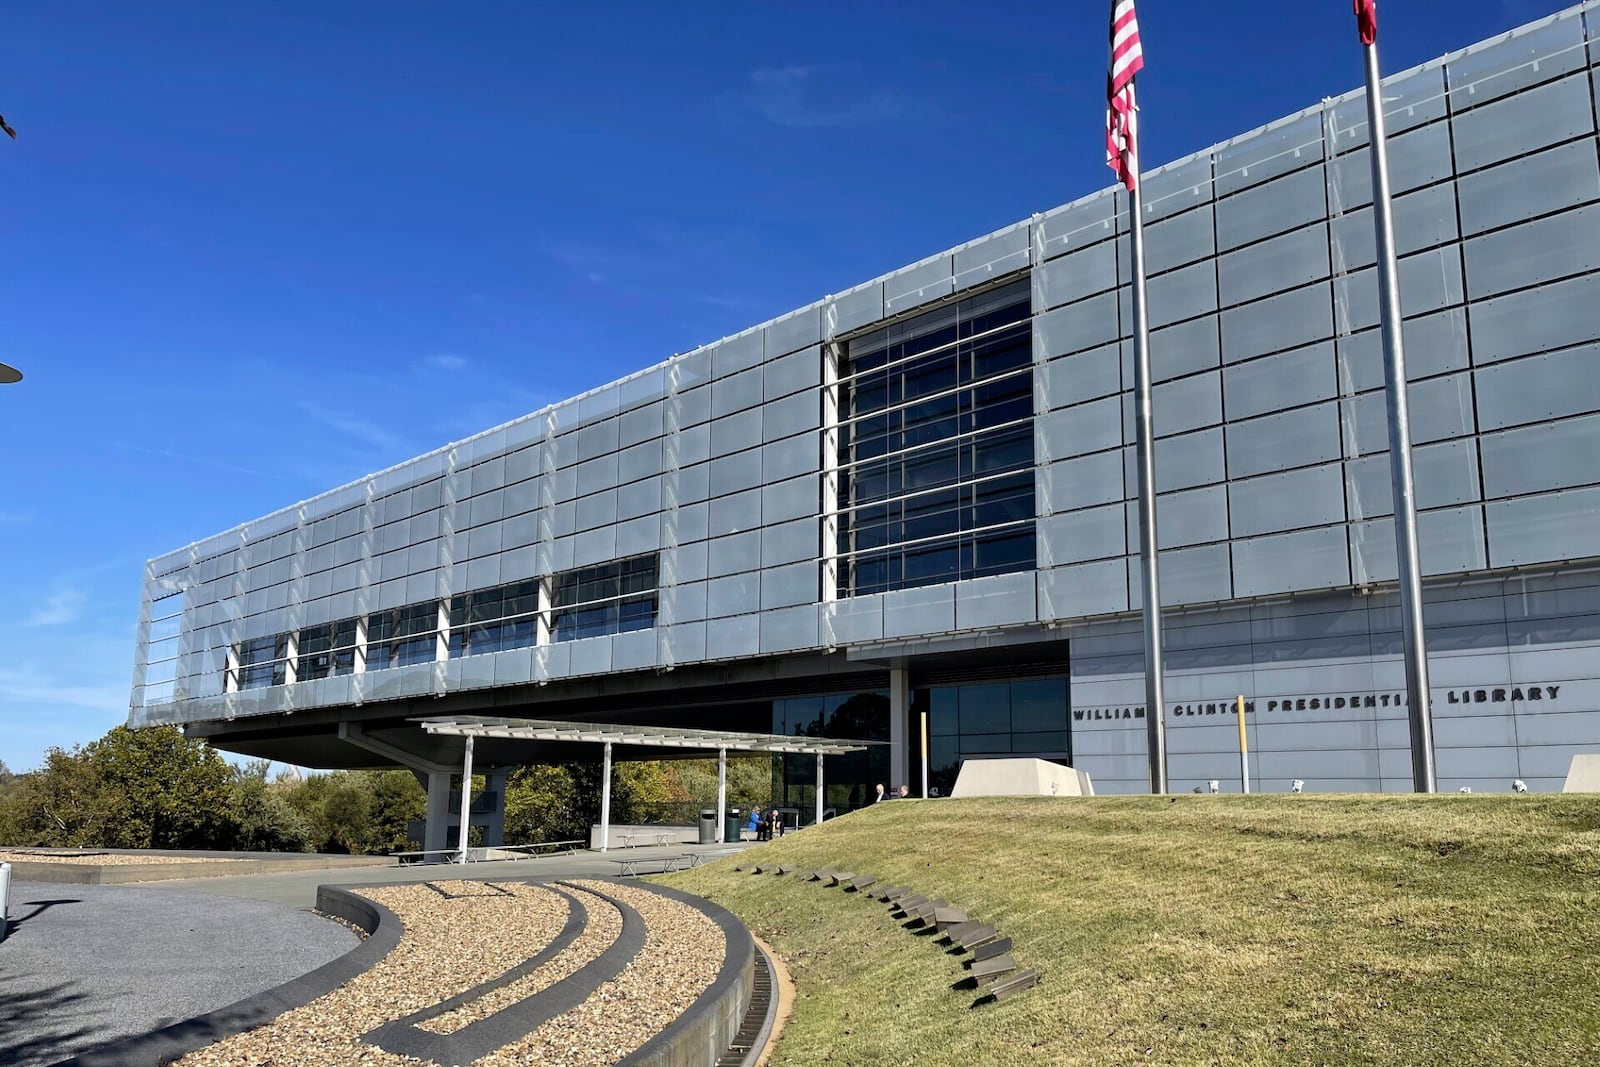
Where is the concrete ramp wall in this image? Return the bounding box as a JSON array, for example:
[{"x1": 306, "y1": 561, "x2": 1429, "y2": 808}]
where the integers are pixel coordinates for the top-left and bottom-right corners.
[
  {"x1": 951, "y1": 757, "x2": 1094, "y2": 798},
  {"x1": 1562, "y1": 755, "x2": 1600, "y2": 793}
]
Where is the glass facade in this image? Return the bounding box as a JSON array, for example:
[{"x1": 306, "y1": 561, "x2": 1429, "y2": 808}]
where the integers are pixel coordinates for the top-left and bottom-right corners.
[
  {"x1": 367, "y1": 603, "x2": 440, "y2": 670},
  {"x1": 550, "y1": 554, "x2": 657, "y2": 642},
  {"x1": 297, "y1": 619, "x2": 358, "y2": 680},
  {"x1": 233, "y1": 634, "x2": 287, "y2": 690},
  {"x1": 836, "y1": 278, "x2": 1035, "y2": 597},
  {"x1": 922, "y1": 676, "x2": 1072, "y2": 796},
  {"x1": 770, "y1": 691, "x2": 891, "y2": 820},
  {"x1": 448, "y1": 579, "x2": 540, "y2": 658}
]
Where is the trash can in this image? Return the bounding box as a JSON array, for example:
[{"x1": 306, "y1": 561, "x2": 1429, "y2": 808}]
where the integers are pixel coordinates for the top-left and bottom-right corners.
[
  {"x1": 697, "y1": 809, "x2": 717, "y2": 845},
  {"x1": 724, "y1": 808, "x2": 742, "y2": 844}
]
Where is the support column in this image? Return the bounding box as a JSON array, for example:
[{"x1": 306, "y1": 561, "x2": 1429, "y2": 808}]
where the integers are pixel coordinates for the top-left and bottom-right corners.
[
  {"x1": 716, "y1": 747, "x2": 727, "y2": 844},
  {"x1": 353, "y1": 616, "x2": 368, "y2": 674},
  {"x1": 456, "y1": 735, "x2": 474, "y2": 864},
  {"x1": 422, "y1": 771, "x2": 452, "y2": 853},
  {"x1": 599, "y1": 741, "x2": 613, "y2": 852},
  {"x1": 889, "y1": 666, "x2": 909, "y2": 794},
  {"x1": 815, "y1": 753, "x2": 825, "y2": 827}
]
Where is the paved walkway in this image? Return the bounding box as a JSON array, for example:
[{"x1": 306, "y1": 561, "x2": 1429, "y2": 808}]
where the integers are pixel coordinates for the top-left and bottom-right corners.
[
  {"x1": 0, "y1": 842, "x2": 750, "y2": 1066},
  {"x1": 0, "y1": 880, "x2": 360, "y2": 1067},
  {"x1": 154, "y1": 842, "x2": 750, "y2": 907}
]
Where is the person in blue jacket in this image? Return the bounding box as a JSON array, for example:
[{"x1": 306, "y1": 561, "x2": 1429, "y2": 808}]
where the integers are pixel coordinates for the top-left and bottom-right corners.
[{"x1": 746, "y1": 805, "x2": 762, "y2": 841}]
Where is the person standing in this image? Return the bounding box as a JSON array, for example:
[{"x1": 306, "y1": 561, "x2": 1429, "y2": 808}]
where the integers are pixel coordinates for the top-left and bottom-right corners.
[{"x1": 873, "y1": 783, "x2": 887, "y2": 803}]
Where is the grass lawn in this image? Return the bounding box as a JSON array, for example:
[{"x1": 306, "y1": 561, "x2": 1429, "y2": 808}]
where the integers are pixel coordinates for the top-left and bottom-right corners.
[{"x1": 660, "y1": 795, "x2": 1600, "y2": 1067}]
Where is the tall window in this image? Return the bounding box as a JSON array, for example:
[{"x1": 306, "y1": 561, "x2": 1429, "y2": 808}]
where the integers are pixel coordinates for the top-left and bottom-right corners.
[
  {"x1": 550, "y1": 554, "x2": 657, "y2": 642},
  {"x1": 836, "y1": 278, "x2": 1035, "y2": 597},
  {"x1": 297, "y1": 619, "x2": 359, "y2": 680},
  {"x1": 367, "y1": 603, "x2": 439, "y2": 670},
  {"x1": 448, "y1": 579, "x2": 541, "y2": 657}
]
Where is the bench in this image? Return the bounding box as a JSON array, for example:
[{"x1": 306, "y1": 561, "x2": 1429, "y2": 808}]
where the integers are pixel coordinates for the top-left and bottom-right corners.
[{"x1": 612, "y1": 853, "x2": 704, "y2": 877}]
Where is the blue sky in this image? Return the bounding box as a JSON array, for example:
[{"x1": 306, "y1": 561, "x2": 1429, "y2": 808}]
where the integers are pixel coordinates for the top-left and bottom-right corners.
[{"x1": 0, "y1": 1, "x2": 1561, "y2": 771}]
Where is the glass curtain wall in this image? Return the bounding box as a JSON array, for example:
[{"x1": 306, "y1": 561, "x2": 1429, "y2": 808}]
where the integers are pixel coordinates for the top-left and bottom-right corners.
[
  {"x1": 836, "y1": 277, "x2": 1036, "y2": 597},
  {"x1": 296, "y1": 619, "x2": 358, "y2": 680},
  {"x1": 921, "y1": 676, "x2": 1072, "y2": 796},
  {"x1": 771, "y1": 691, "x2": 891, "y2": 821},
  {"x1": 549, "y1": 554, "x2": 658, "y2": 642},
  {"x1": 448, "y1": 578, "x2": 541, "y2": 657}
]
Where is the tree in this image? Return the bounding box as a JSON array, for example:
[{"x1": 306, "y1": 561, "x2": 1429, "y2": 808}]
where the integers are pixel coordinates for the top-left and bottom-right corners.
[
  {"x1": 83, "y1": 726, "x2": 235, "y2": 848},
  {"x1": 504, "y1": 764, "x2": 582, "y2": 844},
  {"x1": 228, "y1": 761, "x2": 313, "y2": 853}
]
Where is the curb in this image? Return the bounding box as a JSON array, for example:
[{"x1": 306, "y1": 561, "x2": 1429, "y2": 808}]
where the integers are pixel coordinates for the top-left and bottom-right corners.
[{"x1": 47, "y1": 887, "x2": 400, "y2": 1067}]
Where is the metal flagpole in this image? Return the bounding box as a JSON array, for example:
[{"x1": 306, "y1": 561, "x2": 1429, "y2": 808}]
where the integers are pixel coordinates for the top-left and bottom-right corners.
[
  {"x1": 1356, "y1": 1, "x2": 1436, "y2": 792},
  {"x1": 1129, "y1": 178, "x2": 1168, "y2": 795},
  {"x1": 1108, "y1": 0, "x2": 1166, "y2": 793}
]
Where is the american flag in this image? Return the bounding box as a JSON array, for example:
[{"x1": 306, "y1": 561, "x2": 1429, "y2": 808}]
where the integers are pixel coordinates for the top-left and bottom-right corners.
[
  {"x1": 1106, "y1": 0, "x2": 1144, "y2": 191},
  {"x1": 1354, "y1": 0, "x2": 1378, "y2": 46}
]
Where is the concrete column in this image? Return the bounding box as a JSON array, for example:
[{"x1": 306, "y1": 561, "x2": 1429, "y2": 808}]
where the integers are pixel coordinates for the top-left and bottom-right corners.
[
  {"x1": 456, "y1": 735, "x2": 474, "y2": 864},
  {"x1": 422, "y1": 771, "x2": 452, "y2": 853},
  {"x1": 716, "y1": 747, "x2": 727, "y2": 844},
  {"x1": 815, "y1": 753, "x2": 825, "y2": 827},
  {"x1": 600, "y1": 741, "x2": 613, "y2": 852},
  {"x1": 889, "y1": 666, "x2": 910, "y2": 793}
]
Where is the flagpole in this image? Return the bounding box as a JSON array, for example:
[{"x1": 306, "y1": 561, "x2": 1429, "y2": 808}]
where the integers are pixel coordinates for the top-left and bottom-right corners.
[
  {"x1": 1127, "y1": 175, "x2": 1168, "y2": 795},
  {"x1": 1360, "y1": 31, "x2": 1436, "y2": 793}
]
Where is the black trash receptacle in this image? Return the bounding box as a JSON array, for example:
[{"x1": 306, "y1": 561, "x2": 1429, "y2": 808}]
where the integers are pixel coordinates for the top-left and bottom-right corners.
[
  {"x1": 697, "y1": 809, "x2": 717, "y2": 845},
  {"x1": 724, "y1": 808, "x2": 742, "y2": 844}
]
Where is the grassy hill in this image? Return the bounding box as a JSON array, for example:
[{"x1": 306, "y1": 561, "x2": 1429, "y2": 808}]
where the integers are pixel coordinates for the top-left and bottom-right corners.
[{"x1": 661, "y1": 795, "x2": 1600, "y2": 1067}]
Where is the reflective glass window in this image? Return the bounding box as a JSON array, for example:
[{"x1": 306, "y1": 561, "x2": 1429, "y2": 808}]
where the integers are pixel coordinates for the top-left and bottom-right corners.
[
  {"x1": 549, "y1": 553, "x2": 658, "y2": 643},
  {"x1": 297, "y1": 619, "x2": 358, "y2": 680},
  {"x1": 958, "y1": 683, "x2": 1011, "y2": 734},
  {"x1": 1011, "y1": 679, "x2": 1069, "y2": 732},
  {"x1": 837, "y1": 278, "x2": 1036, "y2": 596},
  {"x1": 234, "y1": 634, "x2": 288, "y2": 689},
  {"x1": 448, "y1": 579, "x2": 541, "y2": 657},
  {"x1": 368, "y1": 602, "x2": 440, "y2": 669}
]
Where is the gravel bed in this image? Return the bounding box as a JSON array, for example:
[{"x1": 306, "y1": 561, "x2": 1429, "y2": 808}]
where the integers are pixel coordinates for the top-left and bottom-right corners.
[
  {"x1": 475, "y1": 879, "x2": 726, "y2": 1067},
  {"x1": 172, "y1": 880, "x2": 569, "y2": 1067},
  {"x1": 417, "y1": 883, "x2": 620, "y2": 1035},
  {"x1": 0, "y1": 849, "x2": 234, "y2": 866}
]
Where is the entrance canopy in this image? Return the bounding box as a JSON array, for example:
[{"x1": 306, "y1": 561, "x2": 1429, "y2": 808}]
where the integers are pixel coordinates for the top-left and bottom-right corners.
[
  {"x1": 417, "y1": 714, "x2": 876, "y2": 755},
  {"x1": 416, "y1": 715, "x2": 882, "y2": 852}
]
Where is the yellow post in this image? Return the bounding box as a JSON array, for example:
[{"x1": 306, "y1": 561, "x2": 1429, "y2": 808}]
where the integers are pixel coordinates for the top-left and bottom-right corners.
[
  {"x1": 920, "y1": 711, "x2": 929, "y2": 797},
  {"x1": 1236, "y1": 694, "x2": 1251, "y2": 794}
]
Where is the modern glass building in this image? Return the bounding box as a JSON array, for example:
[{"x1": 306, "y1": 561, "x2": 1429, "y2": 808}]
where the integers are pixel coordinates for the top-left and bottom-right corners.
[{"x1": 131, "y1": 6, "x2": 1600, "y2": 842}]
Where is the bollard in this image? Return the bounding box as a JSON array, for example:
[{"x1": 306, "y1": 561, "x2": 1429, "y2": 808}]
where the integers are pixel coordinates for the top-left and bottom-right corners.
[{"x1": 0, "y1": 861, "x2": 10, "y2": 942}]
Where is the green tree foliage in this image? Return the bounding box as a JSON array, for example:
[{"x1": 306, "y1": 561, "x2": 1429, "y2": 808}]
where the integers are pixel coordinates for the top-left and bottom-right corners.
[
  {"x1": 227, "y1": 760, "x2": 313, "y2": 853},
  {"x1": 282, "y1": 769, "x2": 425, "y2": 854},
  {"x1": 503, "y1": 764, "x2": 583, "y2": 844},
  {"x1": 2, "y1": 726, "x2": 235, "y2": 848}
]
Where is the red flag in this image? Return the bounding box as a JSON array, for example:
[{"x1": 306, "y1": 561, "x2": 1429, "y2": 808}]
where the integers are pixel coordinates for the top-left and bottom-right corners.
[
  {"x1": 1354, "y1": 0, "x2": 1377, "y2": 46},
  {"x1": 1106, "y1": 0, "x2": 1144, "y2": 191}
]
